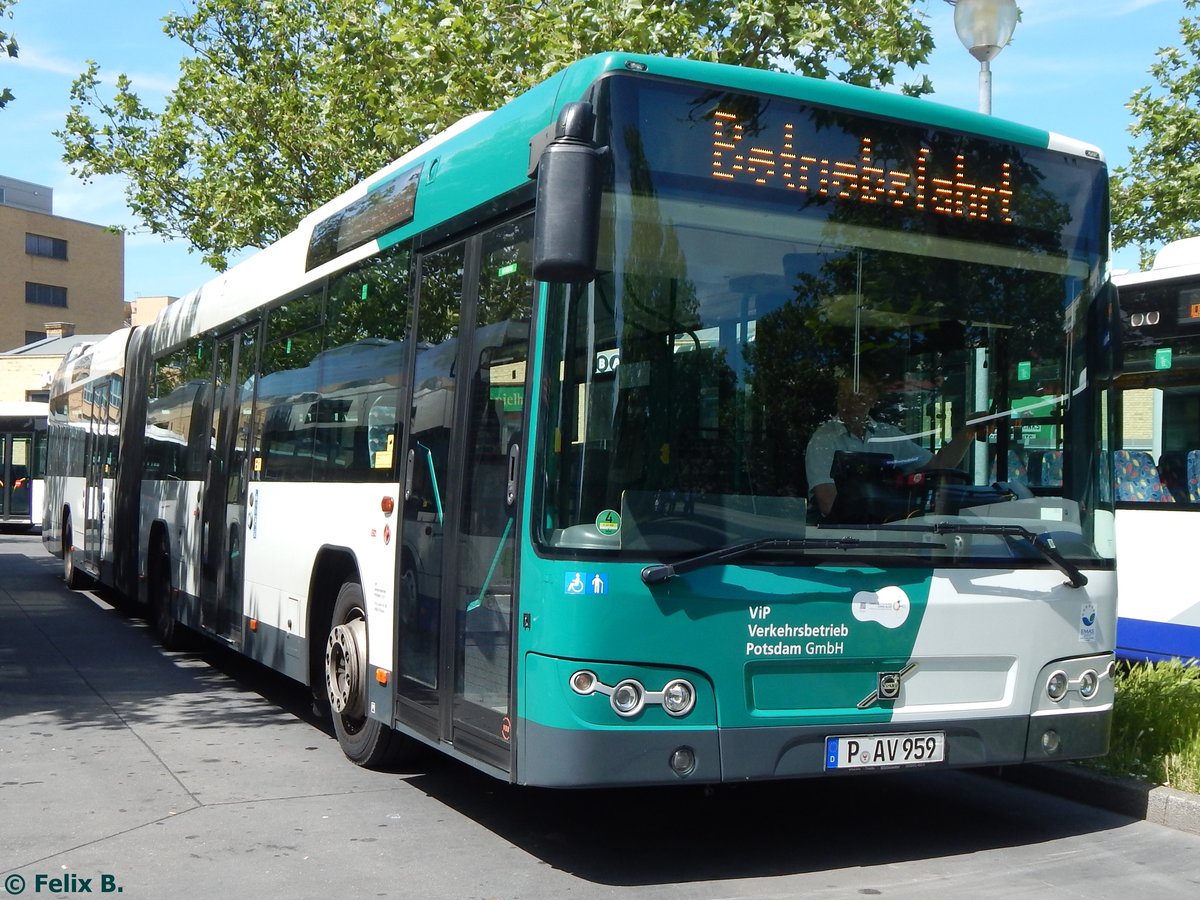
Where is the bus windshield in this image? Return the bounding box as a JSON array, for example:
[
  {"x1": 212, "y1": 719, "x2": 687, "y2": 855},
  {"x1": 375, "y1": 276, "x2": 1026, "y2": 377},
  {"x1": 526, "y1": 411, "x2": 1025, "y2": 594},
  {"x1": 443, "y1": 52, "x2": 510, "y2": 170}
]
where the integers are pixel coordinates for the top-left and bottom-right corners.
[{"x1": 536, "y1": 73, "x2": 1113, "y2": 568}]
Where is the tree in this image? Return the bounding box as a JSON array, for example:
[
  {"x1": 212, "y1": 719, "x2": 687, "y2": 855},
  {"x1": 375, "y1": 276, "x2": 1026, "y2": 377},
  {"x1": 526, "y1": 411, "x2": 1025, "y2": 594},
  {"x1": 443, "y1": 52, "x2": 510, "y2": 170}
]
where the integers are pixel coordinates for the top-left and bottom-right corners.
[
  {"x1": 1112, "y1": 0, "x2": 1200, "y2": 267},
  {"x1": 1, "y1": 0, "x2": 17, "y2": 109},
  {"x1": 58, "y1": 0, "x2": 936, "y2": 271}
]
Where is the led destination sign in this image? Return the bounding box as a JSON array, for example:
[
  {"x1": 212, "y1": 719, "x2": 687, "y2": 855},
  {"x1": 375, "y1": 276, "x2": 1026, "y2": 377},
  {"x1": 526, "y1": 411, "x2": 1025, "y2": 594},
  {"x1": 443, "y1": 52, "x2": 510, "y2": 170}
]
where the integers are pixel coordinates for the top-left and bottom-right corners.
[
  {"x1": 605, "y1": 75, "x2": 1105, "y2": 248},
  {"x1": 710, "y1": 116, "x2": 1013, "y2": 224}
]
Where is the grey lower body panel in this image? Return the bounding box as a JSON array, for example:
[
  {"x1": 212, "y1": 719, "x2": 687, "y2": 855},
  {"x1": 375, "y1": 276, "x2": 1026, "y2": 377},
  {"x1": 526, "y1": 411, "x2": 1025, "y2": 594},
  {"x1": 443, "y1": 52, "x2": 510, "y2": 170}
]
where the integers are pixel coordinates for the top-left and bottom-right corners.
[{"x1": 518, "y1": 710, "x2": 1111, "y2": 788}]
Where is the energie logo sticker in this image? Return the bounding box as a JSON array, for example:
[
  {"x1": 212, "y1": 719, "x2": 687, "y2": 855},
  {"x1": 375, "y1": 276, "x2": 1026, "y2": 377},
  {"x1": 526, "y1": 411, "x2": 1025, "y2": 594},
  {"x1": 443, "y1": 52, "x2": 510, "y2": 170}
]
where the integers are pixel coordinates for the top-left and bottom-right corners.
[{"x1": 851, "y1": 585, "x2": 911, "y2": 629}]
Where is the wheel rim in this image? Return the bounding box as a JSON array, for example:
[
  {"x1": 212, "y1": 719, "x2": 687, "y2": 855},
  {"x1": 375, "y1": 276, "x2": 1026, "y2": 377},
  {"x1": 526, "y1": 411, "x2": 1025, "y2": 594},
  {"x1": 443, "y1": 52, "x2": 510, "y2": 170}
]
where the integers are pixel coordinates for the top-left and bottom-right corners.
[
  {"x1": 326, "y1": 613, "x2": 367, "y2": 720},
  {"x1": 63, "y1": 523, "x2": 74, "y2": 583}
]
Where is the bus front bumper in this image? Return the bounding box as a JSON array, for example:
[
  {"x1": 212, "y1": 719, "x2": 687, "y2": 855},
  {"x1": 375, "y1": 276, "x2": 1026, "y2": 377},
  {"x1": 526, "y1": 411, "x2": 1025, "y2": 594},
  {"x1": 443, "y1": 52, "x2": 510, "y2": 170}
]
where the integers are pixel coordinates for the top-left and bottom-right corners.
[{"x1": 516, "y1": 709, "x2": 1111, "y2": 787}]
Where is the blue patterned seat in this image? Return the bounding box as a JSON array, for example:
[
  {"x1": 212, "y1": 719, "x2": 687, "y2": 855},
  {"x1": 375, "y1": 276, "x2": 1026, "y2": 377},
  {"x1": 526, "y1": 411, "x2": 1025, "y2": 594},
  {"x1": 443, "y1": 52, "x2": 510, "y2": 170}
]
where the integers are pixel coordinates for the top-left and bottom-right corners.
[
  {"x1": 1188, "y1": 450, "x2": 1200, "y2": 503},
  {"x1": 1158, "y1": 451, "x2": 1190, "y2": 503},
  {"x1": 1039, "y1": 449, "x2": 1063, "y2": 487},
  {"x1": 990, "y1": 447, "x2": 1028, "y2": 485},
  {"x1": 1113, "y1": 449, "x2": 1175, "y2": 503}
]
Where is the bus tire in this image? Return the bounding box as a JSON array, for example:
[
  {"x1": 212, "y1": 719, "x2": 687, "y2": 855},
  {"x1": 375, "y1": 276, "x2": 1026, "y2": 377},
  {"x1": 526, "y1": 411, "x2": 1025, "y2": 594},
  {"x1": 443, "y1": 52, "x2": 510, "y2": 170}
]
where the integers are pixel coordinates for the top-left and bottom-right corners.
[
  {"x1": 62, "y1": 512, "x2": 87, "y2": 590},
  {"x1": 325, "y1": 580, "x2": 410, "y2": 767},
  {"x1": 149, "y1": 533, "x2": 184, "y2": 650}
]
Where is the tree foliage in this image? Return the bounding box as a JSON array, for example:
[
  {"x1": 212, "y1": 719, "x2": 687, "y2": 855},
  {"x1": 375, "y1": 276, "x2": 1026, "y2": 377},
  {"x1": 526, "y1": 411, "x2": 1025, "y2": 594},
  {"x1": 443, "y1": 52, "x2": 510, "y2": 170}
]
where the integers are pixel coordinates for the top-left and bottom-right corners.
[
  {"x1": 57, "y1": 0, "x2": 936, "y2": 271},
  {"x1": 1112, "y1": 0, "x2": 1200, "y2": 267},
  {"x1": 1, "y1": 0, "x2": 18, "y2": 109}
]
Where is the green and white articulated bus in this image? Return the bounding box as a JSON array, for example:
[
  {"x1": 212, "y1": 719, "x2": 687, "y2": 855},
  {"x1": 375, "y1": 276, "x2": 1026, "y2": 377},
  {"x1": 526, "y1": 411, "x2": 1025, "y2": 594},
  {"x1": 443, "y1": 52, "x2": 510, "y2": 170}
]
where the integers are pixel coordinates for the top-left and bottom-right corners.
[{"x1": 44, "y1": 53, "x2": 1117, "y2": 786}]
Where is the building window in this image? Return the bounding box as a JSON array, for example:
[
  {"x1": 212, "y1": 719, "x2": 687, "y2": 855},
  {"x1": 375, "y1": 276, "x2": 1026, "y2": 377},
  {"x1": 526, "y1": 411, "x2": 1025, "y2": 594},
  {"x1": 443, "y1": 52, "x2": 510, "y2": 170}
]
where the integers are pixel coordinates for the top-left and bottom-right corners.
[
  {"x1": 24, "y1": 330, "x2": 47, "y2": 345},
  {"x1": 26, "y1": 233, "x2": 69, "y2": 260},
  {"x1": 25, "y1": 390, "x2": 50, "y2": 403},
  {"x1": 25, "y1": 282, "x2": 68, "y2": 308}
]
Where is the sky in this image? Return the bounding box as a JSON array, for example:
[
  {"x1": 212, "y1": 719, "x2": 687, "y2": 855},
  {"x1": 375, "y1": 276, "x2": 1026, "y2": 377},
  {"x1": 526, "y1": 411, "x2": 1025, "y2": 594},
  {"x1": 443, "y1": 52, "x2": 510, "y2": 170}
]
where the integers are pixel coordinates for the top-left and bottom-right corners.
[{"x1": 0, "y1": 0, "x2": 1189, "y2": 301}]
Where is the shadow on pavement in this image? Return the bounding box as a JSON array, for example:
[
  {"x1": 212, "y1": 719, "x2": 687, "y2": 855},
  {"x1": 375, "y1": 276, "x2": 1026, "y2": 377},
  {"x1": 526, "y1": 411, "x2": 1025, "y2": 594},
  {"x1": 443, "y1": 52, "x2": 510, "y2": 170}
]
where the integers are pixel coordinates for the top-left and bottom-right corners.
[{"x1": 0, "y1": 536, "x2": 1149, "y2": 888}]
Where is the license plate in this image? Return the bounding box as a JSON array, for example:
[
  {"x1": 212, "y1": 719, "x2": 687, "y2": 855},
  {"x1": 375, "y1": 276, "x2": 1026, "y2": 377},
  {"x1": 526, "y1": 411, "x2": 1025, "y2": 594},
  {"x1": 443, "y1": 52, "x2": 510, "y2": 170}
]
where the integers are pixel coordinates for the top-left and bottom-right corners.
[{"x1": 825, "y1": 732, "x2": 945, "y2": 770}]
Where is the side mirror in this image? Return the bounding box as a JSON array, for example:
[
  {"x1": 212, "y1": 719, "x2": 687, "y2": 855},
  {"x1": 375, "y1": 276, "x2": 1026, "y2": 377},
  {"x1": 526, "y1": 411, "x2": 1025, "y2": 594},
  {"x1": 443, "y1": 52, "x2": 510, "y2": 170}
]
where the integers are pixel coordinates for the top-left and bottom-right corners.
[{"x1": 531, "y1": 102, "x2": 602, "y2": 284}]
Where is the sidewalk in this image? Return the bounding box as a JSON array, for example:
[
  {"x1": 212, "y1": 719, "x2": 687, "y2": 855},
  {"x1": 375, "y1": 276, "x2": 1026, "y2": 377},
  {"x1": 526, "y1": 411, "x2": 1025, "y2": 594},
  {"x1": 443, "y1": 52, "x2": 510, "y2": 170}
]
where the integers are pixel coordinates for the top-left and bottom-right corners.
[{"x1": 995, "y1": 761, "x2": 1200, "y2": 836}]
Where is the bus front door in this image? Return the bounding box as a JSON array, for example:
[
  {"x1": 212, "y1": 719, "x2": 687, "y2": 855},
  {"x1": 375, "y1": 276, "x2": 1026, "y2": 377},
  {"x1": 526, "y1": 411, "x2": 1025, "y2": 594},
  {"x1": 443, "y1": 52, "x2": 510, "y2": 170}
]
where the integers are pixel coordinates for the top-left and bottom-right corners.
[
  {"x1": 0, "y1": 433, "x2": 9, "y2": 519},
  {"x1": 1, "y1": 433, "x2": 33, "y2": 522},
  {"x1": 200, "y1": 325, "x2": 258, "y2": 642},
  {"x1": 399, "y1": 216, "x2": 529, "y2": 773},
  {"x1": 445, "y1": 219, "x2": 530, "y2": 770}
]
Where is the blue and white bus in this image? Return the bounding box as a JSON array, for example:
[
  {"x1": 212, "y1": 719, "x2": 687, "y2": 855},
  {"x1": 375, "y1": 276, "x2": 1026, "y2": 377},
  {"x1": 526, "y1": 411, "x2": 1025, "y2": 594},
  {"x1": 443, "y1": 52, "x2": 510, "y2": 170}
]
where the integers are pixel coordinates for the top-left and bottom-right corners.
[
  {"x1": 1113, "y1": 238, "x2": 1200, "y2": 662},
  {"x1": 0, "y1": 401, "x2": 47, "y2": 530}
]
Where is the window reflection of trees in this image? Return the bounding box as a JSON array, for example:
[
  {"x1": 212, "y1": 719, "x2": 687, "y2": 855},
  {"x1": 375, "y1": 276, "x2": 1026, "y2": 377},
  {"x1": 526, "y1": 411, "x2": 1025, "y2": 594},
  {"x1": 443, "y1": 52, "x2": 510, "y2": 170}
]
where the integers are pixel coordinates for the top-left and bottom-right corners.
[
  {"x1": 252, "y1": 245, "x2": 414, "y2": 484},
  {"x1": 538, "y1": 82, "x2": 1103, "y2": 542},
  {"x1": 145, "y1": 339, "x2": 211, "y2": 481}
]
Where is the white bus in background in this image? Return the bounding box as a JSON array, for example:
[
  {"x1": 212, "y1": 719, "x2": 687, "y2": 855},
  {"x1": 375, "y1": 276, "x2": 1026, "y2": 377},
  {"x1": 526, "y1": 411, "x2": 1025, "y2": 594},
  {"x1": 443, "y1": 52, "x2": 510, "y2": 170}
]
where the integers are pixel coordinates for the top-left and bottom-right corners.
[
  {"x1": 1113, "y1": 237, "x2": 1200, "y2": 662},
  {"x1": 42, "y1": 331, "x2": 132, "y2": 587},
  {"x1": 0, "y1": 401, "x2": 48, "y2": 530}
]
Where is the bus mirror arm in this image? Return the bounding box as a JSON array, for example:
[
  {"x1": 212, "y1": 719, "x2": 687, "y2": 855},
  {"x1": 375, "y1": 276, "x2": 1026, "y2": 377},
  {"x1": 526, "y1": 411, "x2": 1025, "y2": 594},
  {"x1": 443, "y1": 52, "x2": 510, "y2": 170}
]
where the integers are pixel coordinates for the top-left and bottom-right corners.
[{"x1": 531, "y1": 101, "x2": 604, "y2": 284}]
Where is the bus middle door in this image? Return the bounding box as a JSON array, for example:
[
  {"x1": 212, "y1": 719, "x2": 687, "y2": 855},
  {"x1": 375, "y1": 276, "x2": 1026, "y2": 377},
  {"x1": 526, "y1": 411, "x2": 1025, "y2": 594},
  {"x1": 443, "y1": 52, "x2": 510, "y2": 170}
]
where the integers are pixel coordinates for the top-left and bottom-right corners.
[
  {"x1": 81, "y1": 380, "x2": 110, "y2": 578},
  {"x1": 200, "y1": 325, "x2": 259, "y2": 643}
]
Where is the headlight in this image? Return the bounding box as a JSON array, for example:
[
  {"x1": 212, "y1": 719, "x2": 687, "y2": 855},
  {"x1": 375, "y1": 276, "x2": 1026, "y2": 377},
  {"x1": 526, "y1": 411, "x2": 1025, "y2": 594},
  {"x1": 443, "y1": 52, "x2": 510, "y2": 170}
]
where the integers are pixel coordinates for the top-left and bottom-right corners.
[
  {"x1": 1078, "y1": 669, "x2": 1099, "y2": 700},
  {"x1": 661, "y1": 679, "x2": 696, "y2": 716},
  {"x1": 1047, "y1": 670, "x2": 1069, "y2": 702},
  {"x1": 611, "y1": 679, "x2": 645, "y2": 716}
]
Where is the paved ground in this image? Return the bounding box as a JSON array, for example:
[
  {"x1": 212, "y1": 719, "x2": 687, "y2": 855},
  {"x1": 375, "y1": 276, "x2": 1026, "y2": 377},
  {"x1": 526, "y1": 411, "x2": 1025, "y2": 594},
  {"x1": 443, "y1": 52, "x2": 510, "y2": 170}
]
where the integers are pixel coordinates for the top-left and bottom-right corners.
[
  {"x1": 998, "y1": 756, "x2": 1200, "y2": 836},
  {"x1": 4, "y1": 529, "x2": 1200, "y2": 900}
]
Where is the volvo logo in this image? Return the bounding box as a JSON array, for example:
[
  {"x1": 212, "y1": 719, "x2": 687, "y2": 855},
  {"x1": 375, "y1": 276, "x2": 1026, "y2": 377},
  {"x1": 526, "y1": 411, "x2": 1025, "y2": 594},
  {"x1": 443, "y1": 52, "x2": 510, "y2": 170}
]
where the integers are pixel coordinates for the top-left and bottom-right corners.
[
  {"x1": 878, "y1": 671, "x2": 903, "y2": 700},
  {"x1": 857, "y1": 661, "x2": 919, "y2": 709}
]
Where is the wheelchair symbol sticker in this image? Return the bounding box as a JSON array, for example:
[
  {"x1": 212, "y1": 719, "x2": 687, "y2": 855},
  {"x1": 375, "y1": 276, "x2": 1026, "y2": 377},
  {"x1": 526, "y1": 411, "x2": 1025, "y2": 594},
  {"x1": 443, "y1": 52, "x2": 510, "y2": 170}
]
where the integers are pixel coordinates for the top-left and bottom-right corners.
[{"x1": 565, "y1": 572, "x2": 609, "y2": 595}]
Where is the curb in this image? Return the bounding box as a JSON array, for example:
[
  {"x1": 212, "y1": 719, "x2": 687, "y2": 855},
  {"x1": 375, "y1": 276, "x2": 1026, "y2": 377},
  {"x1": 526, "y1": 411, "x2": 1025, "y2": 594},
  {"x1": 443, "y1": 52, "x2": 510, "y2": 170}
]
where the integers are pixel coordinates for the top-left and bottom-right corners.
[{"x1": 993, "y1": 762, "x2": 1200, "y2": 836}]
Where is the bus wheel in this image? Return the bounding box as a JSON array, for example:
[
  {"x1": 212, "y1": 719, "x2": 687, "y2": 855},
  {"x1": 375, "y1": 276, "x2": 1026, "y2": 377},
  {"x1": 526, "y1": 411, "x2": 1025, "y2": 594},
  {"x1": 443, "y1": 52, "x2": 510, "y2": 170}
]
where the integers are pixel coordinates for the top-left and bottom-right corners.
[
  {"x1": 62, "y1": 513, "x2": 86, "y2": 590},
  {"x1": 149, "y1": 535, "x2": 184, "y2": 650},
  {"x1": 325, "y1": 581, "x2": 408, "y2": 767}
]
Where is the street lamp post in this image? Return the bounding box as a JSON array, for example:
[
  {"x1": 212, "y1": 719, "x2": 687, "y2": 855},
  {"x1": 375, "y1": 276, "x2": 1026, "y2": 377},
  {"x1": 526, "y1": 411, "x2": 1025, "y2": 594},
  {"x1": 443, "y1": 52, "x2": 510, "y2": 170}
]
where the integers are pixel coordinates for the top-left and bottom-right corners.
[{"x1": 946, "y1": 0, "x2": 1019, "y2": 115}]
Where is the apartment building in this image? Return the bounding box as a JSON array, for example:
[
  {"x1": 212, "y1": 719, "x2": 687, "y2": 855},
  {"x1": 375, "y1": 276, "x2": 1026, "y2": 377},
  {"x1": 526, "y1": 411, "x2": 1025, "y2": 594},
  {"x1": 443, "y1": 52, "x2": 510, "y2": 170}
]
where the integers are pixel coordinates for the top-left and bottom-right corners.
[
  {"x1": 0, "y1": 176, "x2": 127, "y2": 401},
  {"x1": 0, "y1": 175, "x2": 125, "y2": 352}
]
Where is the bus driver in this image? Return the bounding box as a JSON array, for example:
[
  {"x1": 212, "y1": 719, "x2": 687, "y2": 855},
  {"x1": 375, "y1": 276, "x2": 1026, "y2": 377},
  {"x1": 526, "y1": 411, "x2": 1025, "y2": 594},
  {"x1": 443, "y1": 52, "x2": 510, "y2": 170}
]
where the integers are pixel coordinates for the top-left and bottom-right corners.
[{"x1": 805, "y1": 373, "x2": 991, "y2": 518}]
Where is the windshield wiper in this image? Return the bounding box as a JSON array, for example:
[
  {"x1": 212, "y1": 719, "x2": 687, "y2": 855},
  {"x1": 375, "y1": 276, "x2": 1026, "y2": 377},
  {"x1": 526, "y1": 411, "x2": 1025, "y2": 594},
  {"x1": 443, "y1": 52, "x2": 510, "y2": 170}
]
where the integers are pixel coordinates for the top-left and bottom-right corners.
[
  {"x1": 830, "y1": 521, "x2": 1088, "y2": 589},
  {"x1": 640, "y1": 536, "x2": 919, "y2": 585}
]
